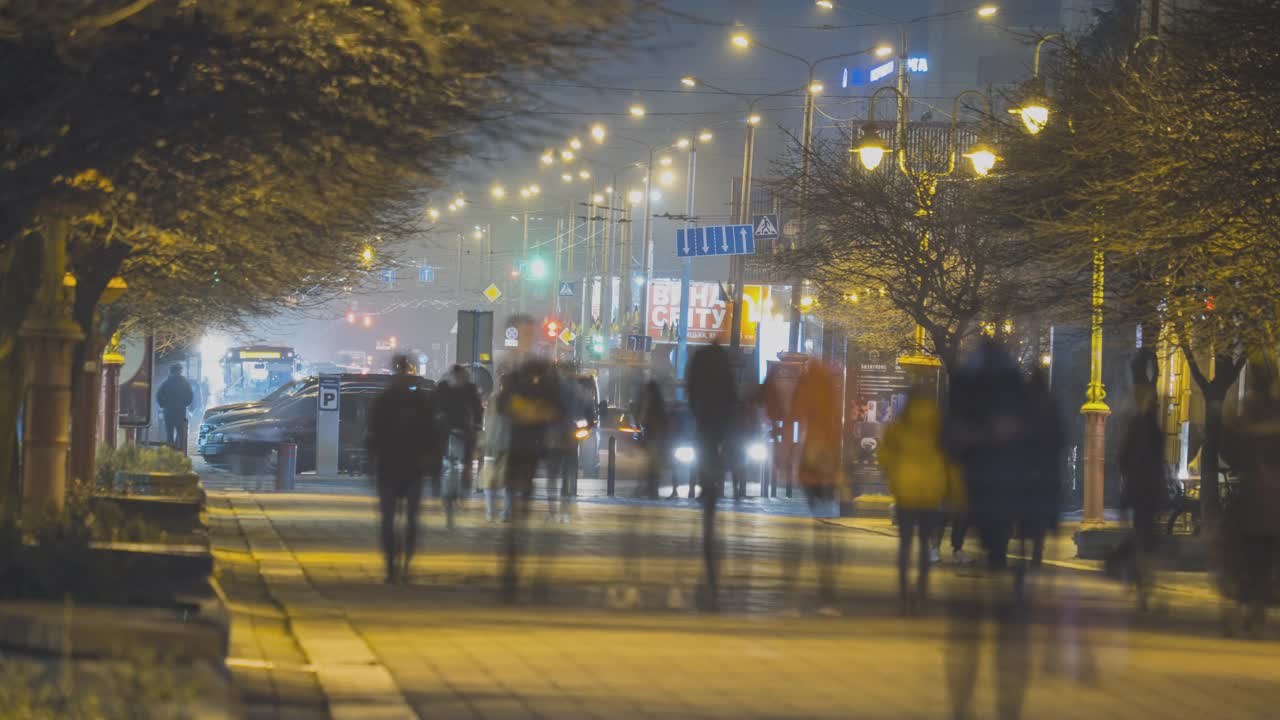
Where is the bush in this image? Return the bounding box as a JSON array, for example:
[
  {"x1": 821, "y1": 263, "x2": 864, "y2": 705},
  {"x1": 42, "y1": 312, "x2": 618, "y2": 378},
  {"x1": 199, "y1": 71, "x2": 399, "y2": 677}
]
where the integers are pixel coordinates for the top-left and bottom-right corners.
[{"x1": 94, "y1": 444, "x2": 192, "y2": 491}]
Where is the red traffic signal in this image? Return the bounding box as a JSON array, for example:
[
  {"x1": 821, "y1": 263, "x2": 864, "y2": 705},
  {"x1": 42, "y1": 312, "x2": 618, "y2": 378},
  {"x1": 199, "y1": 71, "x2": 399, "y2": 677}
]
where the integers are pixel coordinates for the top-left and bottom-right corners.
[{"x1": 544, "y1": 318, "x2": 561, "y2": 339}]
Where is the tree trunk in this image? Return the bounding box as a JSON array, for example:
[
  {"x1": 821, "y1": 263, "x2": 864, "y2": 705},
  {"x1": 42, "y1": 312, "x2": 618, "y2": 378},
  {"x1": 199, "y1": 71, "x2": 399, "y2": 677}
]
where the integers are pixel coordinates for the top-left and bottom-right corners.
[{"x1": 0, "y1": 236, "x2": 46, "y2": 517}]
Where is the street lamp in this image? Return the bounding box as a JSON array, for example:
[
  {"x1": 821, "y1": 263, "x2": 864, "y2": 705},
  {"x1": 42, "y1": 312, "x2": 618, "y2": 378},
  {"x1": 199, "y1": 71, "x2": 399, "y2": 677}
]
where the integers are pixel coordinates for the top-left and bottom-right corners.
[
  {"x1": 541, "y1": 151, "x2": 555, "y2": 165},
  {"x1": 578, "y1": 169, "x2": 591, "y2": 180},
  {"x1": 590, "y1": 123, "x2": 607, "y2": 143},
  {"x1": 561, "y1": 149, "x2": 576, "y2": 162},
  {"x1": 629, "y1": 104, "x2": 646, "y2": 117},
  {"x1": 491, "y1": 184, "x2": 506, "y2": 200},
  {"x1": 977, "y1": 4, "x2": 998, "y2": 18},
  {"x1": 427, "y1": 207, "x2": 440, "y2": 221},
  {"x1": 855, "y1": 125, "x2": 888, "y2": 171},
  {"x1": 1014, "y1": 34, "x2": 1064, "y2": 135},
  {"x1": 561, "y1": 173, "x2": 573, "y2": 183}
]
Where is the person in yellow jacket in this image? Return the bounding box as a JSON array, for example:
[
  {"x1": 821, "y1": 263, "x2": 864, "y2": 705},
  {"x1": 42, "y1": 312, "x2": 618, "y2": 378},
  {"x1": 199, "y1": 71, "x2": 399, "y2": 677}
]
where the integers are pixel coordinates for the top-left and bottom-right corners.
[{"x1": 881, "y1": 390, "x2": 965, "y2": 614}]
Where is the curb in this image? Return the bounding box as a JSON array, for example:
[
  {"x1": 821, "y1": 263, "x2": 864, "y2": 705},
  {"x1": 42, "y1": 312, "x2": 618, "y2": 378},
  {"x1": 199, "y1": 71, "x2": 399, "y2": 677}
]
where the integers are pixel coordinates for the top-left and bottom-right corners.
[{"x1": 227, "y1": 493, "x2": 418, "y2": 720}]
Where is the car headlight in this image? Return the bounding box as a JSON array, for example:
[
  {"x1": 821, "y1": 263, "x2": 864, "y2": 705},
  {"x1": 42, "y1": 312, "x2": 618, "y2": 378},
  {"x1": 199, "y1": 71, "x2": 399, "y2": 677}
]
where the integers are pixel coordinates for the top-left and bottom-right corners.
[
  {"x1": 573, "y1": 418, "x2": 590, "y2": 440},
  {"x1": 673, "y1": 445, "x2": 696, "y2": 465},
  {"x1": 746, "y1": 441, "x2": 767, "y2": 462}
]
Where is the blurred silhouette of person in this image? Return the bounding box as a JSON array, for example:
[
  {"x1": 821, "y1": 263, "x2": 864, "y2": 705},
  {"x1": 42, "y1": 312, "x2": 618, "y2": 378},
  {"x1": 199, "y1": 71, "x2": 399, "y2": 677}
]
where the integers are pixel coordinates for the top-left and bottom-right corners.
[
  {"x1": 1020, "y1": 368, "x2": 1065, "y2": 570},
  {"x1": 496, "y1": 349, "x2": 564, "y2": 601},
  {"x1": 687, "y1": 342, "x2": 737, "y2": 609},
  {"x1": 1118, "y1": 350, "x2": 1166, "y2": 611},
  {"x1": 761, "y1": 365, "x2": 789, "y2": 498},
  {"x1": 478, "y1": 379, "x2": 508, "y2": 522},
  {"x1": 157, "y1": 363, "x2": 194, "y2": 453},
  {"x1": 786, "y1": 359, "x2": 842, "y2": 611},
  {"x1": 1222, "y1": 358, "x2": 1280, "y2": 635},
  {"x1": 366, "y1": 355, "x2": 439, "y2": 583},
  {"x1": 882, "y1": 389, "x2": 961, "y2": 614},
  {"x1": 437, "y1": 364, "x2": 483, "y2": 529},
  {"x1": 944, "y1": 339, "x2": 1032, "y2": 570},
  {"x1": 637, "y1": 378, "x2": 669, "y2": 499}
]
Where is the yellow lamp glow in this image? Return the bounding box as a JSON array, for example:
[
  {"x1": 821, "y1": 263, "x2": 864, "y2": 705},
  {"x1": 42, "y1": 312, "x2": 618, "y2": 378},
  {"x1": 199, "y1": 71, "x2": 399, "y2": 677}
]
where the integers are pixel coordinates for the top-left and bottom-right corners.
[
  {"x1": 680, "y1": 76, "x2": 697, "y2": 87},
  {"x1": 427, "y1": 208, "x2": 440, "y2": 220},
  {"x1": 629, "y1": 104, "x2": 646, "y2": 117},
  {"x1": 875, "y1": 45, "x2": 893, "y2": 57},
  {"x1": 578, "y1": 169, "x2": 591, "y2": 179},
  {"x1": 592, "y1": 193, "x2": 604, "y2": 204},
  {"x1": 748, "y1": 114, "x2": 761, "y2": 126},
  {"x1": 731, "y1": 33, "x2": 750, "y2": 48},
  {"x1": 698, "y1": 131, "x2": 713, "y2": 142},
  {"x1": 590, "y1": 124, "x2": 606, "y2": 143},
  {"x1": 1018, "y1": 103, "x2": 1050, "y2": 134},
  {"x1": 963, "y1": 144, "x2": 998, "y2": 176},
  {"x1": 816, "y1": 0, "x2": 834, "y2": 8},
  {"x1": 561, "y1": 173, "x2": 573, "y2": 183},
  {"x1": 569, "y1": 137, "x2": 583, "y2": 150},
  {"x1": 659, "y1": 169, "x2": 676, "y2": 186},
  {"x1": 540, "y1": 152, "x2": 554, "y2": 165},
  {"x1": 676, "y1": 137, "x2": 690, "y2": 149},
  {"x1": 628, "y1": 189, "x2": 644, "y2": 204},
  {"x1": 809, "y1": 81, "x2": 825, "y2": 95},
  {"x1": 529, "y1": 183, "x2": 540, "y2": 195},
  {"x1": 977, "y1": 5, "x2": 998, "y2": 18},
  {"x1": 491, "y1": 185, "x2": 506, "y2": 199}
]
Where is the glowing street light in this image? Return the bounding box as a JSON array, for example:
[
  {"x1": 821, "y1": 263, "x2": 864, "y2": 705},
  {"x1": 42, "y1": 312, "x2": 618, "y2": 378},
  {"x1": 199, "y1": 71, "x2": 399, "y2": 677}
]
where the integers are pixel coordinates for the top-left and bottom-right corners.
[
  {"x1": 962, "y1": 143, "x2": 998, "y2": 176},
  {"x1": 561, "y1": 149, "x2": 576, "y2": 162},
  {"x1": 490, "y1": 184, "x2": 506, "y2": 199},
  {"x1": 659, "y1": 156, "x2": 673, "y2": 167},
  {"x1": 808, "y1": 81, "x2": 825, "y2": 94},
  {"x1": 427, "y1": 207, "x2": 440, "y2": 221},
  {"x1": 731, "y1": 32, "x2": 750, "y2": 49},
  {"x1": 629, "y1": 104, "x2": 646, "y2": 117},
  {"x1": 540, "y1": 152, "x2": 555, "y2": 165},
  {"x1": 578, "y1": 169, "x2": 591, "y2": 180},
  {"x1": 680, "y1": 76, "x2": 697, "y2": 87},
  {"x1": 473, "y1": 227, "x2": 484, "y2": 239},
  {"x1": 361, "y1": 245, "x2": 375, "y2": 264},
  {"x1": 1017, "y1": 101, "x2": 1050, "y2": 134},
  {"x1": 698, "y1": 130, "x2": 713, "y2": 142},
  {"x1": 748, "y1": 114, "x2": 762, "y2": 126},
  {"x1": 520, "y1": 187, "x2": 531, "y2": 199},
  {"x1": 447, "y1": 201, "x2": 458, "y2": 211},
  {"x1": 676, "y1": 137, "x2": 690, "y2": 149},
  {"x1": 568, "y1": 136, "x2": 583, "y2": 150},
  {"x1": 561, "y1": 173, "x2": 573, "y2": 183},
  {"x1": 816, "y1": 0, "x2": 834, "y2": 8},
  {"x1": 592, "y1": 193, "x2": 605, "y2": 204},
  {"x1": 977, "y1": 5, "x2": 998, "y2": 18},
  {"x1": 658, "y1": 169, "x2": 676, "y2": 186},
  {"x1": 528, "y1": 183, "x2": 541, "y2": 195},
  {"x1": 590, "y1": 123, "x2": 607, "y2": 143},
  {"x1": 854, "y1": 125, "x2": 887, "y2": 171},
  {"x1": 875, "y1": 45, "x2": 893, "y2": 58},
  {"x1": 604, "y1": 185, "x2": 614, "y2": 194}
]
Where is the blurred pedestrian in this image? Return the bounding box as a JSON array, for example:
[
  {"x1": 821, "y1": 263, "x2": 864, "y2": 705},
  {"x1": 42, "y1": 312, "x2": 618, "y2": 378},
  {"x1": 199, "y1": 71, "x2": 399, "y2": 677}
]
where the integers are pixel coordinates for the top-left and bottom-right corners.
[
  {"x1": 788, "y1": 359, "x2": 843, "y2": 611},
  {"x1": 882, "y1": 389, "x2": 960, "y2": 614},
  {"x1": 478, "y1": 377, "x2": 509, "y2": 522},
  {"x1": 687, "y1": 342, "x2": 737, "y2": 609},
  {"x1": 157, "y1": 363, "x2": 194, "y2": 453},
  {"x1": 366, "y1": 356, "x2": 439, "y2": 584},
  {"x1": 496, "y1": 352, "x2": 564, "y2": 601},
  {"x1": 944, "y1": 339, "x2": 1032, "y2": 570},
  {"x1": 1222, "y1": 359, "x2": 1280, "y2": 635},
  {"x1": 637, "y1": 378, "x2": 669, "y2": 499},
  {"x1": 437, "y1": 364, "x2": 483, "y2": 529},
  {"x1": 1020, "y1": 368, "x2": 1064, "y2": 570},
  {"x1": 1118, "y1": 351, "x2": 1166, "y2": 611}
]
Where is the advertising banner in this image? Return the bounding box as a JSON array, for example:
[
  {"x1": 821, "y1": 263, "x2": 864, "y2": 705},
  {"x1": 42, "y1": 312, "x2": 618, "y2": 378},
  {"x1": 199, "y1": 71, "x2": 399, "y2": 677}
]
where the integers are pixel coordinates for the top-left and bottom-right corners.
[{"x1": 645, "y1": 279, "x2": 771, "y2": 345}]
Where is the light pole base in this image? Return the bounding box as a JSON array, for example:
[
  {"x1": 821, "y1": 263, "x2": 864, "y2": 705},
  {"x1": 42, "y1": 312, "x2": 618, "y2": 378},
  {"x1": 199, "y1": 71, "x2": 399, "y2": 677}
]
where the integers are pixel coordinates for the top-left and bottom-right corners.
[
  {"x1": 20, "y1": 317, "x2": 84, "y2": 525},
  {"x1": 1081, "y1": 404, "x2": 1111, "y2": 527}
]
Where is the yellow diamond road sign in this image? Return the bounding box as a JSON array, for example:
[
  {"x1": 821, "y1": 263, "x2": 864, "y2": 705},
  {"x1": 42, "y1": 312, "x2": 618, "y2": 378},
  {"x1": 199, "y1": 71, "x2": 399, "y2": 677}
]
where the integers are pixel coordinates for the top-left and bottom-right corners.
[
  {"x1": 482, "y1": 284, "x2": 502, "y2": 303},
  {"x1": 559, "y1": 328, "x2": 577, "y2": 346}
]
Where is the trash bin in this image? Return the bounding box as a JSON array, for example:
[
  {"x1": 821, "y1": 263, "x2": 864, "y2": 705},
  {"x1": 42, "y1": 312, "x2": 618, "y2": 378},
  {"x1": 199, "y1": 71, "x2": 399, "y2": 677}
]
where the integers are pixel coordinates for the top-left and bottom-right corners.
[{"x1": 275, "y1": 442, "x2": 297, "y2": 492}]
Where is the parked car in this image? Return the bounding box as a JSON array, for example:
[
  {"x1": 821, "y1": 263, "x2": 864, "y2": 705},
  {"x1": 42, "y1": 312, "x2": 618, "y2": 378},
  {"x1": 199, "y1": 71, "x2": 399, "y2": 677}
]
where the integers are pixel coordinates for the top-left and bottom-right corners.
[{"x1": 199, "y1": 374, "x2": 432, "y2": 474}]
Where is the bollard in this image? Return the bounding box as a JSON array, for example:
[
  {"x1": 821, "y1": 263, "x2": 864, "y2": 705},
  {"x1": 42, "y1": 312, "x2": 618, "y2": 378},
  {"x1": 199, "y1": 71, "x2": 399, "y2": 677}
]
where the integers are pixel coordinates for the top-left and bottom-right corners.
[
  {"x1": 607, "y1": 436, "x2": 617, "y2": 497},
  {"x1": 275, "y1": 443, "x2": 297, "y2": 492}
]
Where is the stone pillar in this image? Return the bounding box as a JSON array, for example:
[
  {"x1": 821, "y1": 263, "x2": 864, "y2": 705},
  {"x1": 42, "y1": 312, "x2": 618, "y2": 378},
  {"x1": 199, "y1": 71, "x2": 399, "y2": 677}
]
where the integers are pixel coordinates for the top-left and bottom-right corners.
[
  {"x1": 1081, "y1": 409, "x2": 1109, "y2": 526},
  {"x1": 20, "y1": 217, "x2": 83, "y2": 524}
]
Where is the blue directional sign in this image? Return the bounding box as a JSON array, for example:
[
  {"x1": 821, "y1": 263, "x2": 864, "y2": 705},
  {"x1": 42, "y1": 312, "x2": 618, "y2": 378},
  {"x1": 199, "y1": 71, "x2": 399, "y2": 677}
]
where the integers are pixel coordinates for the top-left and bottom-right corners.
[
  {"x1": 558, "y1": 281, "x2": 575, "y2": 297},
  {"x1": 380, "y1": 268, "x2": 397, "y2": 285},
  {"x1": 676, "y1": 224, "x2": 755, "y2": 258},
  {"x1": 418, "y1": 265, "x2": 435, "y2": 283}
]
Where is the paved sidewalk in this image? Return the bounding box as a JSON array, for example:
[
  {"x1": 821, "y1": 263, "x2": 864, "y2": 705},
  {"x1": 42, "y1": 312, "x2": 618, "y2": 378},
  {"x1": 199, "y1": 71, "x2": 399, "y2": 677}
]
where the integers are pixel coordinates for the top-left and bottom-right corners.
[{"x1": 211, "y1": 490, "x2": 1280, "y2": 719}]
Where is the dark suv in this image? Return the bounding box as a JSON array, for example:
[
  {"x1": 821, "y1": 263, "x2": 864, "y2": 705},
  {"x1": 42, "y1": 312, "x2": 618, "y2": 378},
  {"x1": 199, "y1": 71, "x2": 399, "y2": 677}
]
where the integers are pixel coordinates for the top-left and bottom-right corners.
[{"x1": 199, "y1": 374, "x2": 431, "y2": 474}]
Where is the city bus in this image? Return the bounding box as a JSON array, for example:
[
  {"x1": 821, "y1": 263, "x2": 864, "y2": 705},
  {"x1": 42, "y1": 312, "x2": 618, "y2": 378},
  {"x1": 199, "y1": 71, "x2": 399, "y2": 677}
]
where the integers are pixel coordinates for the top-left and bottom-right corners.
[{"x1": 220, "y1": 345, "x2": 302, "y2": 403}]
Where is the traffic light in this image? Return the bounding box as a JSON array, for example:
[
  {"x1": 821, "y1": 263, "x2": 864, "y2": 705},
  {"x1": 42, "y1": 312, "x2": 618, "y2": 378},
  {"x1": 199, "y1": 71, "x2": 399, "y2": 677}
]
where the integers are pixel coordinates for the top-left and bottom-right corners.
[
  {"x1": 544, "y1": 318, "x2": 561, "y2": 339},
  {"x1": 591, "y1": 334, "x2": 605, "y2": 356},
  {"x1": 530, "y1": 257, "x2": 548, "y2": 279}
]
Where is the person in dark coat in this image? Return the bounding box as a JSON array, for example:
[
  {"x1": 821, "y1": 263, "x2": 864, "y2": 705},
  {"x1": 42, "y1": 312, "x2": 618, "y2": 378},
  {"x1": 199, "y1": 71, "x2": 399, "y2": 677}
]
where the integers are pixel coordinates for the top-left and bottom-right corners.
[
  {"x1": 637, "y1": 379, "x2": 668, "y2": 499},
  {"x1": 943, "y1": 339, "x2": 1033, "y2": 570},
  {"x1": 437, "y1": 364, "x2": 484, "y2": 528},
  {"x1": 1118, "y1": 352, "x2": 1166, "y2": 611},
  {"x1": 687, "y1": 342, "x2": 737, "y2": 608},
  {"x1": 1222, "y1": 361, "x2": 1280, "y2": 634},
  {"x1": 366, "y1": 356, "x2": 438, "y2": 584},
  {"x1": 156, "y1": 364, "x2": 195, "y2": 453},
  {"x1": 1020, "y1": 368, "x2": 1065, "y2": 569}
]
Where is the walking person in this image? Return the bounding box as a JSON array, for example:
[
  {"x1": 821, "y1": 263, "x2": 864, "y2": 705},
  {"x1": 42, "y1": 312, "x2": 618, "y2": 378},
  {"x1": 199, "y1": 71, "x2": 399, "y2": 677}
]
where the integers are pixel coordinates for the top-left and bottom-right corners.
[
  {"x1": 156, "y1": 364, "x2": 194, "y2": 453},
  {"x1": 881, "y1": 389, "x2": 960, "y2": 614},
  {"x1": 787, "y1": 359, "x2": 843, "y2": 612},
  {"x1": 1222, "y1": 359, "x2": 1280, "y2": 635},
  {"x1": 687, "y1": 342, "x2": 737, "y2": 610},
  {"x1": 1117, "y1": 354, "x2": 1166, "y2": 611},
  {"x1": 366, "y1": 356, "x2": 439, "y2": 584},
  {"x1": 637, "y1": 378, "x2": 669, "y2": 499},
  {"x1": 495, "y1": 352, "x2": 563, "y2": 601},
  {"x1": 1021, "y1": 368, "x2": 1065, "y2": 570},
  {"x1": 437, "y1": 365, "x2": 483, "y2": 529}
]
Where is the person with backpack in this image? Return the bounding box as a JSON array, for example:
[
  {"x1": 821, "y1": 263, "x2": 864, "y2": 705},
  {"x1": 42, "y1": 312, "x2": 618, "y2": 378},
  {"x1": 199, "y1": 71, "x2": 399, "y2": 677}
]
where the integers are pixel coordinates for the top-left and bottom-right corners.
[
  {"x1": 366, "y1": 356, "x2": 439, "y2": 584},
  {"x1": 495, "y1": 351, "x2": 564, "y2": 601},
  {"x1": 437, "y1": 364, "x2": 483, "y2": 529}
]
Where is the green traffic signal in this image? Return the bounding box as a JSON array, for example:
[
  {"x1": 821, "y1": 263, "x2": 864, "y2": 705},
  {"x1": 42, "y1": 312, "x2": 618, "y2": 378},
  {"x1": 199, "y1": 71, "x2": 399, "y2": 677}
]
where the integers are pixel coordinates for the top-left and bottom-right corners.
[{"x1": 530, "y1": 257, "x2": 548, "y2": 279}]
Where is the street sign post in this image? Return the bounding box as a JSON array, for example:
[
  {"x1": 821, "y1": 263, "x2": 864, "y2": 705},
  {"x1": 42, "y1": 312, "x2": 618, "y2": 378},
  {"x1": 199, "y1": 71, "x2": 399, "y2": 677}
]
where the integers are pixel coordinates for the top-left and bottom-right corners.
[
  {"x1": 316, "y1": 375, "x2": 340, "y2": 474},
  {"x1": 418, "y1": 265, "x2": 435, "y2": 283},
  {"x1": 482, "y1": 284, "x2": 502, "y2": 303},
  {"x1": 558, "y1": 282, "x2": 575, "y2": 297},
  {"x1": 676, "y1": 223, "x2": 755, "y2": 258}
]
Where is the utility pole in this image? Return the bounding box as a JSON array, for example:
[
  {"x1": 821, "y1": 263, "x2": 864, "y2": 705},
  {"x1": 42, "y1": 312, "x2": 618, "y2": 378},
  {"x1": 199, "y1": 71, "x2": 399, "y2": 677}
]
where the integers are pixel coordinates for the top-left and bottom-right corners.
[{"x1": 676, "y1": 139, "x2": 698, "y2": 383}]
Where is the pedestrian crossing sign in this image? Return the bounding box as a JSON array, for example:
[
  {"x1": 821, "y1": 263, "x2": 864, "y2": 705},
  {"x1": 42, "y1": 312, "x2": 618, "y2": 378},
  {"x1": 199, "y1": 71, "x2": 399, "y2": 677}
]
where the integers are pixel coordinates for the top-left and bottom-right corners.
[{"x1": 753, "y1": 213, "x2": 780, "y2": 241}]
